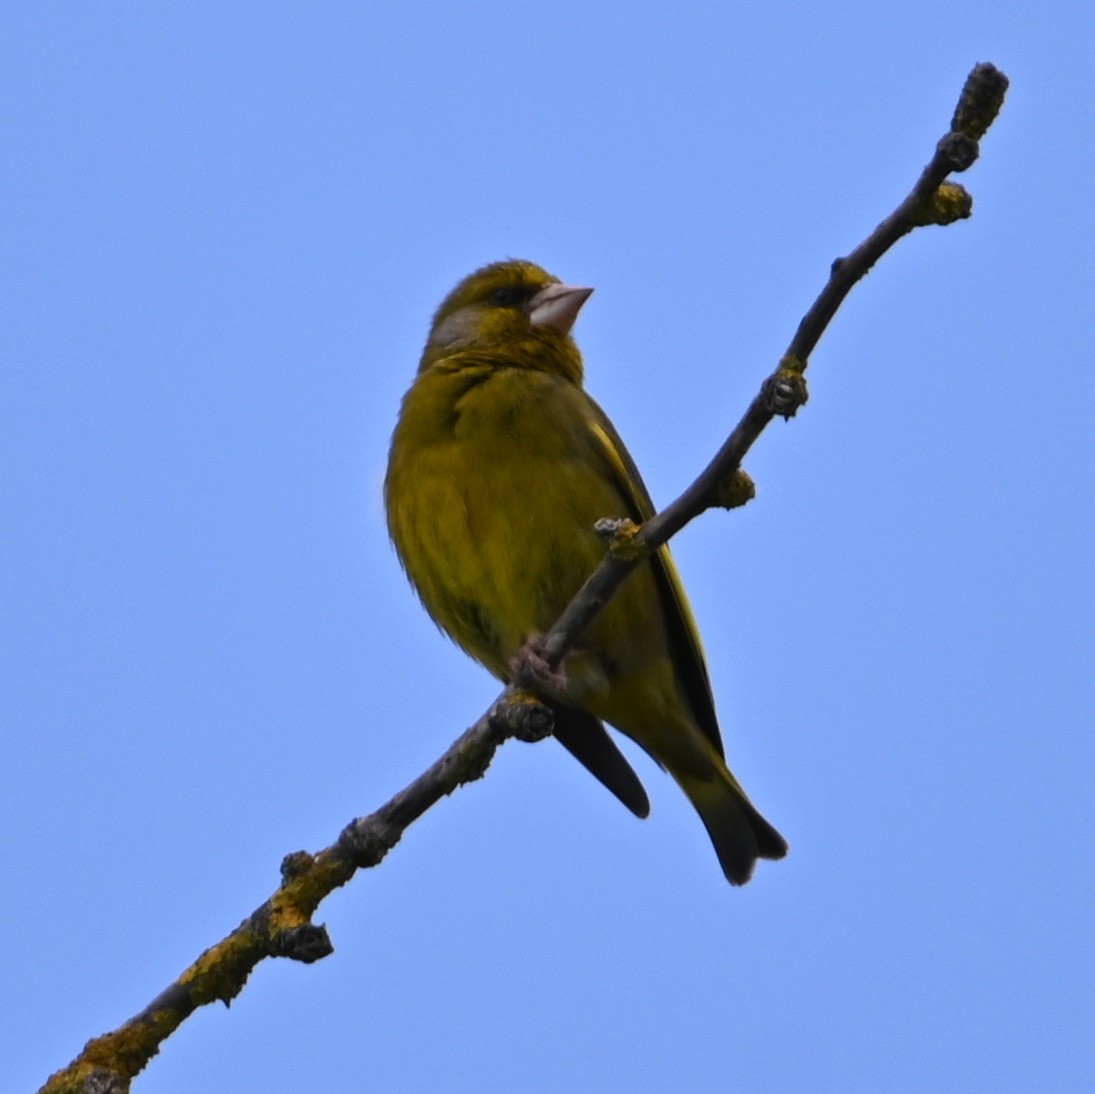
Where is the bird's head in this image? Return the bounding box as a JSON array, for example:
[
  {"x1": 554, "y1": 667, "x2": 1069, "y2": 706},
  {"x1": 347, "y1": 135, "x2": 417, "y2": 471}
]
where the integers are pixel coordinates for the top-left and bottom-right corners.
[{"x1": 419, "y1": 260, "x2": 592, "y2": 383}]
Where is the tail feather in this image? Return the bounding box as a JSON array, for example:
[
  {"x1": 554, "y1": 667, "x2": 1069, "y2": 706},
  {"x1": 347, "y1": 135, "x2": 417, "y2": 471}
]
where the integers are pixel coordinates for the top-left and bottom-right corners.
[
  {"x1": 678, "y1": 769, "x2": 788, "y2": 886},
  {"x1": 551, "y1": 702, "x2": 651, "y2": 818}
]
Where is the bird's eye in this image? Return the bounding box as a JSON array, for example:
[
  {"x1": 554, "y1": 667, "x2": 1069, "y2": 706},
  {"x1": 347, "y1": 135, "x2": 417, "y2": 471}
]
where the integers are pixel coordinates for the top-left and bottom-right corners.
[{"x1": 488, "y1": 286, "x2": 523, "y2": 307}]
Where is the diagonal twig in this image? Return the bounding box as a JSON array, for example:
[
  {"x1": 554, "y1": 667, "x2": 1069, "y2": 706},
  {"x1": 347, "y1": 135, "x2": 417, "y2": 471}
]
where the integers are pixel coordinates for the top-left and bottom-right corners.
[{"x1": 39, "y1": 62, "x2": 1008, "y2": 1094}]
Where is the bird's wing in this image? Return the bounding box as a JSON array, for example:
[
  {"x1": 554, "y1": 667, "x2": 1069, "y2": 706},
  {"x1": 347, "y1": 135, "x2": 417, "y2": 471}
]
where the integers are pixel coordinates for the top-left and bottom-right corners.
[{"x1": 580, "y1": 395, "x2": 725, "y2": 758}]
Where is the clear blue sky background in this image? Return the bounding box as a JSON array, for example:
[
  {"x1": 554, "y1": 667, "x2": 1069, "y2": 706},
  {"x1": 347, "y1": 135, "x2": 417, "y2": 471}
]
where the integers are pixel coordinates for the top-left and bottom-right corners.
[{"x1": 5, "y1": 5, "x2": 1092, "y2": 1093}]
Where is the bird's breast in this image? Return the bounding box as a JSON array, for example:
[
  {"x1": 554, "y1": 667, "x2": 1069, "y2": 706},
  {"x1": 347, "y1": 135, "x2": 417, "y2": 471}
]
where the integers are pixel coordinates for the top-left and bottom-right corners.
[{"x1": 387, "y1": 367, "x2": 608, "y2": 672}]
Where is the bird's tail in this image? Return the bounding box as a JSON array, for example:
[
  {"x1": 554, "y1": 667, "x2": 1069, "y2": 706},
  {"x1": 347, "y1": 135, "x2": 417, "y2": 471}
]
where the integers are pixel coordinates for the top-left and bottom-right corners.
[{"x1": 673, "y1": 762, "x2": 788, "y2": 886}]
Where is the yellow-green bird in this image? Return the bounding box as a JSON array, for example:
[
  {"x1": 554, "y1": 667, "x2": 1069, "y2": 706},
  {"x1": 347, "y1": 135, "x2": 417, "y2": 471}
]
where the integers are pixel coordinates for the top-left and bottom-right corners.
[{"x1": 385, "y1": 260, "x2": 787, "y2": 885}]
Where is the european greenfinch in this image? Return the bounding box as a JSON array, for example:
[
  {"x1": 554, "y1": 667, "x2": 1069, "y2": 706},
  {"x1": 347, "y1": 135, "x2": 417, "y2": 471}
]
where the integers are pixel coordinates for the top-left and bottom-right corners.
[{"x1": 385, "y1": 260, "x2": 787, "y2": 885}]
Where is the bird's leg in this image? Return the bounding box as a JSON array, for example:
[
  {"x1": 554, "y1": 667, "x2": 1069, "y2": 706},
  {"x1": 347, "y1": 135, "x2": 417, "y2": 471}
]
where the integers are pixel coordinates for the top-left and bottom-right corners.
[{"x1": 509, "y1": 634, "x2": 568, "y2": 693}]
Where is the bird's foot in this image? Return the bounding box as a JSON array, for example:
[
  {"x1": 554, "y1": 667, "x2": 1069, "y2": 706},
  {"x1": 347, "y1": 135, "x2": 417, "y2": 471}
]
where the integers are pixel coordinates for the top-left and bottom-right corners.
[{"x1": 510, "y1": 635, "x2": 568, "y2": 693}]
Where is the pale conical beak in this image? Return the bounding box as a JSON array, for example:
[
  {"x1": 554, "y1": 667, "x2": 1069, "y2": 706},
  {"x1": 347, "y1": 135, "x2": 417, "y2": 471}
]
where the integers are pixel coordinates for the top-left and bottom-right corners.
[{"x1": 528, "y1": 282, "x2": 594, "y2": 335}]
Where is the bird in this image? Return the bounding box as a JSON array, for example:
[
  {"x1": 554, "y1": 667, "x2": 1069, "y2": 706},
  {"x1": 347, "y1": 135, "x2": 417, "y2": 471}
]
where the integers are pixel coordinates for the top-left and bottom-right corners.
[{"x1": 384, "y1": 259, "x2": 787, "y2": 885}]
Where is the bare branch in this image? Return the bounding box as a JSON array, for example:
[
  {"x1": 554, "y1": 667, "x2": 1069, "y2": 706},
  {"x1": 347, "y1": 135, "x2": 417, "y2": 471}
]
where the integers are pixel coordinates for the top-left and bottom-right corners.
[{"x1": 39, "y1": 63, "x2": 1007, "y2": 1094}]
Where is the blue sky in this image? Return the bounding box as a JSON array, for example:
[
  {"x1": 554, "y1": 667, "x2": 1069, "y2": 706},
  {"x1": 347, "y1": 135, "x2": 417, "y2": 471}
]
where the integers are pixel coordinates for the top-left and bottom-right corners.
[{"x1": 4, "y1": 4, "x2": 1092, "y2": 1093}]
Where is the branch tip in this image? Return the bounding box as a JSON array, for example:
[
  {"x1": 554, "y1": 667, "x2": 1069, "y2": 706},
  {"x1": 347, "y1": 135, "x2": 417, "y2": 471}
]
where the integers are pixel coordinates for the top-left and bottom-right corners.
[{"x1": 951, "y1": 62, "x2": 1009, "y2": 142}]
